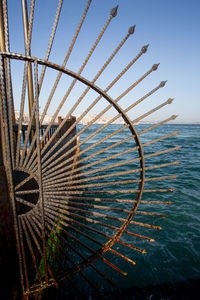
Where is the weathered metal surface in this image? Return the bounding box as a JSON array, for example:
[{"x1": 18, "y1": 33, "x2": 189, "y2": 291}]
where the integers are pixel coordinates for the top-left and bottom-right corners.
[{"x1": 0, "y1": 0, "x2": 179, "y2": 298}]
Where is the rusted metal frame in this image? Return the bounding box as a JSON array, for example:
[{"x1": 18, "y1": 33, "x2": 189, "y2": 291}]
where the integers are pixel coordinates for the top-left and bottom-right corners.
[
  {"x1": 30, "y1": 210, "x2": 115, "y2": 288},
  {"x1": 0, "y1": 54, "x2": 25, "y2": 292},
  {"x1": 44, "y1": 115, "x2": 177, "y2": 182},
  {"x1": 43, "y1": 132, "x2": 178, "y2": 187},
  {"x1": 43, "y1": 195, "x2": 161, "y2": 231},
  {"x1": 26, "y1": 10, "x2": 118, "y2": 172},
  {"x1": 43, "y1": 130, "x2": 178, "y2": 187},
  {"x1": 35, "y1": 207, "x2": 127, "y2": 277},
  {"x1": 32, "y1": 8, "x2": 115, "y2": 156},
  {"x1": 35, "y1": 216, "x2": 106, "y2": 294},
  {"x1": 16, "y1": 0, "x2": 36, "y2": 167},
  {"x1": 45, "y1": 197, "x2": 167, "y2": 218},
  {"x1": 15, "y1": 189, "x2": 39, "y2": 195},
  {"x1": 43, "y1": 143, "x2": 179, "y2": 186},
  {"x1": 43, "y1": 197, "x2": 155, "y2": 242},
  {"x1": 132, "y1": 98, "x2": 174, "y2": 124},
  {"x1": 15, "y1": 62, "x2": 29, "y2": 167},
  {"x1": 38, "y1": 0, "x2": 63, "y2": 92},
  {"x1": 21, "y1": 0, "x2": 36, "y2": 136},
  {"x1": 14, "y1": 170, "x2": 38, "y2": 191},
  {"x1": 28, "y1": 213, "x2": 98, "y2": 296},
  {"x1": 1, "y1": 0, "x2": 16, "y2": 166},
  {"x1": 34, "y1": 25, "x2": 134, "y2": 171},
  {"x1": 24, "y1": 213, "x2": 58, "y2": 288},
  {"x1": 35, "y1": 59, "x2": 154, "y2": 174},
  {"x1": 23, "y1": 215, "x2": 42, "y2": 254},
  {"x1": 39, "y1": 61, "x2": 146, "y2": 262},
  {"x1": 42, "y1": 124, "x2": 131, "y2": 184},
  {"x1": 18, "y1": 88, "x2": 37, "y2": 167},
  {"x1": 0, "y1": 53, "x2": 144, "y2": 182},
  {"x1": 29, "y1": 45, "x2": 148, "y2": 173},
  {"x1": 18, "y1": 216, "x2": 29, "y2": 293},
  {"x1": 42, "y1": 129, "x2": 178, "y2": 185},
  {"x1": 42, "y1": 97, "x2": 175, "y2": 182},
  {"x1": 16, "y1": 196, "x2": 35, "y2": 208},
  {"x1": 43, "y1": 208, "x2": 130, "y2": 276},
  {"x1": 39, "y1": 76, "x2": 163, "y2": 178},
  {"x1": 43, "y1": 193, "x2": 173, "y2": 206},
  {"x1": 20, "y1": 216, "x2": 43, "y2": 282},
  {"x1": 43, "y1": 223, "x2": 114, "y2": 290},
  {"x1": 38, "y1": 23, "x2": 134, "y2": 151},
  {"x1": 44, "y1": 203, "x2": 146, "y2": 256},
  {"x1": 40, "y1": 0, "x2": 93, "y2": 123},
  {"x1": 44, "y1": 187, "x2": 174, "y2": 195},
  {"x1": 34, "y1": 60, "x2": 48, "y2": 284},
  {"x1": 44, "y1": 174, "x2": 176, "y2": 192}
]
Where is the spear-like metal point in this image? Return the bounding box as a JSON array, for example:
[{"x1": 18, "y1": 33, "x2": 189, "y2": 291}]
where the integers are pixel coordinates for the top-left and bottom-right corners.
[
  {"x1": 167, "y1": 98, "x2": 174, "y2": 104},
  {"x1": 128, "y1": 25, "x2": 136, "y2": 35},
  {"x1": 110, "y1": 5, "x2": 119, "y2": 17},
  {"x1": 141, "y1": 44, "x2": 149, "y2": 53},
  {"x1": 172, "y1": 114, "x2": 178, "y2": 120},
  {"x1": 152, "y1": 63, "x2": 160, "y2": 71},
  {"x1": 160, "y1": 80, "x2": 167, "y2": 87}
]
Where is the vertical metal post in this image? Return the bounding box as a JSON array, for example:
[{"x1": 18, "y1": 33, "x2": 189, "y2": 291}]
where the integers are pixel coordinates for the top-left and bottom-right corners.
[
  {"x1": 21, "y1": 0, "x2": 36, "y2": 127},
  {"x1": 0, "y1": 53, "x2": 22, "y2": 299}
]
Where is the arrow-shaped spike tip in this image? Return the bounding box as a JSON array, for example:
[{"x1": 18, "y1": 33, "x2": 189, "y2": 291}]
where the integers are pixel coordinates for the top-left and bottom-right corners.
[
  {"x1": 167, "y1": 98, "x2": 174, "y2": 104},
  {"x1": 160, "y1": 80, "x2": 167, "y2": 87},
  {"x1": 128, "y1": 25, "x2": 136, "y2": 34},
  {"x1": 110, "y1": 5, "x2": 119, "y2": 17},
  {"x1": 141, "y1": 44, "x2": 149, "y2": 53},
  {"x1": 152, "y1": 63, "x2": 160, "y2": 71},
  {"x1": 172, "y1": 114, "x2": 178, "y2": 120}
]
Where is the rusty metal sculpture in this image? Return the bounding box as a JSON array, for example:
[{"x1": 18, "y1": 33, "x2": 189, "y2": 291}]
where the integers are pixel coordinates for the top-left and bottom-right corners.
[{"x1": 0, "y1": 0, "x2": 179, "y2": 298}]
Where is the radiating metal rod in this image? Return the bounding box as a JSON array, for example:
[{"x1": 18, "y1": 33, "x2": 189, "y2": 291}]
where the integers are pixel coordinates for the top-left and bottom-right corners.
[
  {"x1": 43, "y1": 144, "x2": 180, "y2": 184},
  {"x1": 40, "y1": 0, "x2": 93, "y2": 123},
  {"x1": 42, "y1": 220, "x2": 101, "y2": 294},
  {"x1": 20, "y1": 216, "x2": 42, "y2": 282},
  {"x1": 39, "y1": 209, "x2": 128, "y2": 277},
  {"x1": 45, "y1": 198, "x2": 167, "y2": 218},
  {"x1": 21, "y1": 0, "x2": 35, "y2": 124},
  {"x1": 35, "y1": 6, "x2": 116, "y2": 151},
  {"x1": 42, "y1": 129, "x2": 178, "y2": 185},
  {"x1": 1, "y1": 0, "x2": 16, "y2": 165},
  {"x1": 33, "y1": 60, "x2": 155, "y2": 174},
  {"x1": 44, "y1": 175, "x2": 176, "y2": 192},
  {"x1": 38, "y1": 0, "x2": 63, "y2": 91},
  {"x1": 43, "y1": 193, "x2": 173, "y2": 206},
  {"x1": 44, "y1": 203, "x2": 147, "y2": 255},
  {"x1": 22, "y1": 0, "x2": 93, "y2": 170},
  {"x1": 36, "y1": 24, "x2": 135, "y2": 169},
  {"x1": 18, "y1": 217, "x2": 29, "y2": 293},
  {"x1": 38, "y1": 77, "x2": 165, "y2": 177},
  {"x1": 43, "y1": 133, "x2": 178, "y2": 186},
  {"x1": 41, "y1": 214, "x2": 115, "y2": 289},
  {"x1": 43, "y1": 197, "x2": 155, "y2": 242},
  {"x1": 43, "y1": 199, "x2": 162, "y2": 230},
  {"x1": 28, "y1": 45, "x2": 148, "y2": 172}
]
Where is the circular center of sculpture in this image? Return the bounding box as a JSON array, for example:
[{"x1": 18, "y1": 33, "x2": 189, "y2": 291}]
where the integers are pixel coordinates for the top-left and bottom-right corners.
[{"x1": 13, "y1": 170, "x2": 39, "y2": 215}]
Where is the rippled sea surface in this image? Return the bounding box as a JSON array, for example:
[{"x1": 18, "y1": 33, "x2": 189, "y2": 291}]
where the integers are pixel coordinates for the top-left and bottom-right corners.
[{"x1": 70, "y1": 123, "x2": 200, "y2": 299}]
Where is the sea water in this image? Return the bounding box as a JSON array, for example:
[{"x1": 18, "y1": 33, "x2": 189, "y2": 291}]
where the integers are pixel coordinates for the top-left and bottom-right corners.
[{"x1": 73, "y1": 123, "x2": 200, "y2": 297}]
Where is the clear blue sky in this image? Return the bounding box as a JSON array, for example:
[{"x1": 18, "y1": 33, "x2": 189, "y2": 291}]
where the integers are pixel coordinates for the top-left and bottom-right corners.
[{"x1": 7, "y1": 0, "x2": 200, "y2": 123}]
